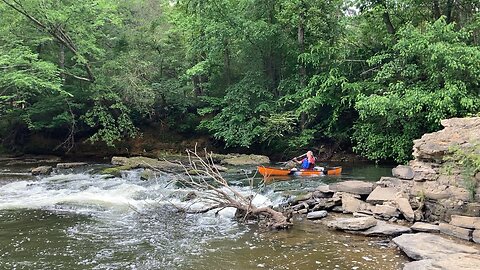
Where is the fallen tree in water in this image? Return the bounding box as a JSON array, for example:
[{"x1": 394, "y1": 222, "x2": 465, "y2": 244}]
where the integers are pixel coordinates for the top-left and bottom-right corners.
[{"x1": 171, "y1": 148, "x2": 291, "y2": 230}]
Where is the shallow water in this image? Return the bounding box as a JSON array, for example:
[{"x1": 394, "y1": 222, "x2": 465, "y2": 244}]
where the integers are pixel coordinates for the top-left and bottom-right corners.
[{"x1": 0, "y1": 160, "x2": 407, "y2": 269}]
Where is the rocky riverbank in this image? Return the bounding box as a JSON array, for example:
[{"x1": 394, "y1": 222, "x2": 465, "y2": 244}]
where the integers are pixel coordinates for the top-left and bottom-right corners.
[{"x1": 286, "y1": 117, "x2": 480, "y2": 269}]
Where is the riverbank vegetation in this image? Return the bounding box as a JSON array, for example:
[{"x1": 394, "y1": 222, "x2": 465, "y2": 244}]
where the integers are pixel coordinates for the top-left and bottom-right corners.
[{"x1": 1, "y1": 0, "x2": 479, "y2": 162}]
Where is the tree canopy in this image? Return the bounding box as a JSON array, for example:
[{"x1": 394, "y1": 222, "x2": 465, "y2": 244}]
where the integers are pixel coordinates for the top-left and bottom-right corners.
[{"x1": 1, "y1": 0, "x2": 479, "y2": 162}]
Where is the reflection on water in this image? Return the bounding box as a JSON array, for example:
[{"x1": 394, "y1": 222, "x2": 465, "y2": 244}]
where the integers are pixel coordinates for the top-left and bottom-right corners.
[{"x1": 0, "y1": 161, "x2": 405, "y2": 269}]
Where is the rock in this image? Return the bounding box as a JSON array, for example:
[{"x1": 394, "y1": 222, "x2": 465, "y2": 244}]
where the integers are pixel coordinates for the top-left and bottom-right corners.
[
  {"x1": 473, "y1": 230, "x2": 480, "y2": 244},
  {"x1": 395, "y1": 197, "x2": 415, "y2": 222},
  {"x1": 316, "y1": 185, "x2": 334, "y2": 193},
  {"x1": 410, "y1": 161, "x2": 438, "y2": 182},
  {"x1": 140, "y1": 169, "x2": 155, "y2": 180},
  {"x1": 327, "y1": 216, "x2": 377, "y2": 231},
  {"x1": 410, "y1": 222, "x2": 440, "y2": 233},
  {"x1": 220, "y1": 154, "x2": 270, "y2": 166},
  {"x1": 341, "y1": 193, "x2": 374, "y2": 214},
  {"x1": 101, "y1": 165, "x2": 132, "y2": 176},
  {"x1": 373, "y1": 204, "x2": 400, "y2": 219},
  {"x1": 213, "y1": 164, "x2": 228, "y2": 172},
  {"x1": 450, "y1": 215, "x2": 480, "y2": 229},
  {"x1": 403, "y1": 259, "x2": 434, "y2": 270},
  {"x1": 353, "y1": 212, "x2": 372, "y2": 217},
  {"x1": 392, "y1": 165, "x2": 414, "y2": 180},
  {"x1": 403, "y1": 254, "x2": 480, "y2": 270},
  {"x1": 307, "y1": 210, "x2": 328, "y2": 219},
  {"x1": 56, "y1": 162, "x2": 88, "y2": 169},
  {"x1": 31, "y1": 166, "x2": 53, "y2": 175},
  {"x1": 360, "y1": 220, "x2": 411, "y2": 236},
  {"x1": 311, "y1": 198, "x2": 339, "y2": 211},
  {"x1": 376, "y1": 177, "x2": 402, "y2": 187},
  {"x1": 290, "y1": 193, "x2": 312, "y2": 205},
  {"x1": 328, "y1": 180, "x2": 374, "y2": 195},
  {"x1": 366, "y1": 187, "x2": 399, "y2": 204},
  {"x1": 111, "y1": 156, "x2": 184, "y2": 172},
  {"x1": 298, "y1": 209, "x2": 308, "y2": 214},
  {"x1": 392, "y1": 233, "x2": 479, "y2": 261},
  {"x1": 412, "y1": 117, "x2": 480, "y2": 162},
  {"x1": 439, "y1": 223, "x2": 473, "y2": 241},
  {"x1": 331, "y1": 206, "x2": 343, "y2": 212}
]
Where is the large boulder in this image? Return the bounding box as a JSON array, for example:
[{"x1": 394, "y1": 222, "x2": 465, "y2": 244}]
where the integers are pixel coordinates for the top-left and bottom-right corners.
[
  {"x1": 341, "y1": 193, "x2": 374, "y2": 214},
  {"x1": 392, "y1": 233, "x2": 479, "y2": 261},
  {"x1": 412, "y1": 117, "x2": 480, "y2": 162},
  {"x1": 329, "y1": 180, "x2": 374, "y2": 195},
  {"x1": 373, "y1": 204, "x2": 400, "y2": 220},
  {"x1": 327, "y1": 216, "x2": 377, "y2": 231}
]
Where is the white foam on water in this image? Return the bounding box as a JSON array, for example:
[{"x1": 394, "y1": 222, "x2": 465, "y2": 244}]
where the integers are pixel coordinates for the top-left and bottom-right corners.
[{"x1": 0, "y1": 173, "x2": 152, "y2": 212}]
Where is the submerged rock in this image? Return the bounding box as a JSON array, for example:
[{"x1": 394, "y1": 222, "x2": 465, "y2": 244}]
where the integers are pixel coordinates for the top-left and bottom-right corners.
[
  {"x1": 57, "y1": 162, "x2": 88, "y2": 169},
  {"x1": 392, "y1": 233, "x2": 479, "y2": 261}
]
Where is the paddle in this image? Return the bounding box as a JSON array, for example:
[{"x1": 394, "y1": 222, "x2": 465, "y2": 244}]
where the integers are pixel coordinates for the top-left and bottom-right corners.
[{"x1": 279, "y1": 153, "x2": 307, "y2": 166}]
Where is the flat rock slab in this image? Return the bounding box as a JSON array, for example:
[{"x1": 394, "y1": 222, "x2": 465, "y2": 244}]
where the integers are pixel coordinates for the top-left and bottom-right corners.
[
  {"x1": 220, "y1": 154, "x2": 270, "y2": 165},
  {"x1": 327, "y1": 216, "x2": 377, "y2": 231},
  {"x1": 329, "y1": 180, "x2": 374, "y2": 195},
  {"x1": 395, "y1": 197, "x2": 414, "y2": 222},
  {"x1": 439, "y1": 223, "x2": 473, "y2": 241},
  {"x1": 360, "y1": 221, "x2": 411, "y2": 236},
  {"x1": 392, "y1": 233, "x2": 479, "y2": 261},
  {"x1": 410, "y1": 222, "x2": 440, "y2": 233},
  {"x1": 366, "y1": 187, "x2": 399, "y2": 204},
  {"x1": 450, "y1": 215, "x2": 480, "y2": 229},
  {"x1": 307, "y1": 210, "x2": 328, "y2": 220},
  {"x1": 403, "y1": 253, "x2": 480, "y2": 270},
  {"x1": 111, "y1": 156, "x2": 184, "y2": 172}
]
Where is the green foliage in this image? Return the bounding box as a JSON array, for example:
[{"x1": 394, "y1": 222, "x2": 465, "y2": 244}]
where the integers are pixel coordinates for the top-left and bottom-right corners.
[
  {"x1": 444, "y1": 143, "x2": 480, "y2": 201},
  {"x1": 353, "y1": 19, "x2": 480, "y2": 162},
  {"x1": 1, "y1": 0, "x2": 479, "y2": 160},
  {"x1": 199, "y1": 73, "x2": 274, "y2": 147}
]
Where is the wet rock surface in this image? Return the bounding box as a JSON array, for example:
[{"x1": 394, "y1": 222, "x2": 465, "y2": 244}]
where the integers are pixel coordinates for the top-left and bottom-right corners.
[{"x1": 392, "y1": 233, "x2": 479, "y2": 261}]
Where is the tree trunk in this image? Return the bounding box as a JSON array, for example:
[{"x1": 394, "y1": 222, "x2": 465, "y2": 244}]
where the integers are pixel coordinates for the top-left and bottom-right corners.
[
  {"x1": 445, "y1": 0, "x2": 454, "y2": 23},
  {"x1": 298, "y1": 1, "x2": 307, "y2": 130},
  {"x1": 432, "y1": 0, "x2": 441, "y2": 20},
  {"x1": 59, "y1": 43, "x2": 65, "y2": 81}
]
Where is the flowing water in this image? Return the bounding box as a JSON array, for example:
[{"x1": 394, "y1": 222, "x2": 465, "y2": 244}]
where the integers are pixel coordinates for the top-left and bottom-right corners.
[{"x1": 0, "y1": 160, "x2": 407, "y2": 269}]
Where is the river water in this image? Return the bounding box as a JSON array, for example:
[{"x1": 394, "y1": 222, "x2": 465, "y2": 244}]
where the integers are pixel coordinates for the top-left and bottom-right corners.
[{"x1": 0, "y1": 160, "x2": 408, "y2": 269}]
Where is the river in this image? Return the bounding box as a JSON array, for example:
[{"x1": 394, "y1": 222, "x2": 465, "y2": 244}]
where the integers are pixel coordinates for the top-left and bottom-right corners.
[{"x1": 0, "y1": 160, "x2": 408, "y2": 269}]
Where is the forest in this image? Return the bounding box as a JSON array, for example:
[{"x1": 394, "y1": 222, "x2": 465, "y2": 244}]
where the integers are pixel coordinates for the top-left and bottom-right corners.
[{"x1": 0, "y1": 0, "x2": 479, "y2": 162}]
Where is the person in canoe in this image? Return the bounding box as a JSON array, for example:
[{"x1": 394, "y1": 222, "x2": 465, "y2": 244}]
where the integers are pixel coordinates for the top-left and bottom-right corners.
[{"x1": 294, "y1": 151, "x2": 316, "y2": 170}]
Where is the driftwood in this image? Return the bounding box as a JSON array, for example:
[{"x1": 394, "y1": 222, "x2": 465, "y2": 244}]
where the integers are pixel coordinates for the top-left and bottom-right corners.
[{"x1": 171, "y1": 148, "x2": 291, "y2": 230}]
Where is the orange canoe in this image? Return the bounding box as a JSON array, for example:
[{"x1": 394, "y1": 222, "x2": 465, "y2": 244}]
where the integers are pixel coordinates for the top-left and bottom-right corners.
[{"x1": 257, "y1": 166, "x2": 342, "y2": 177}]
